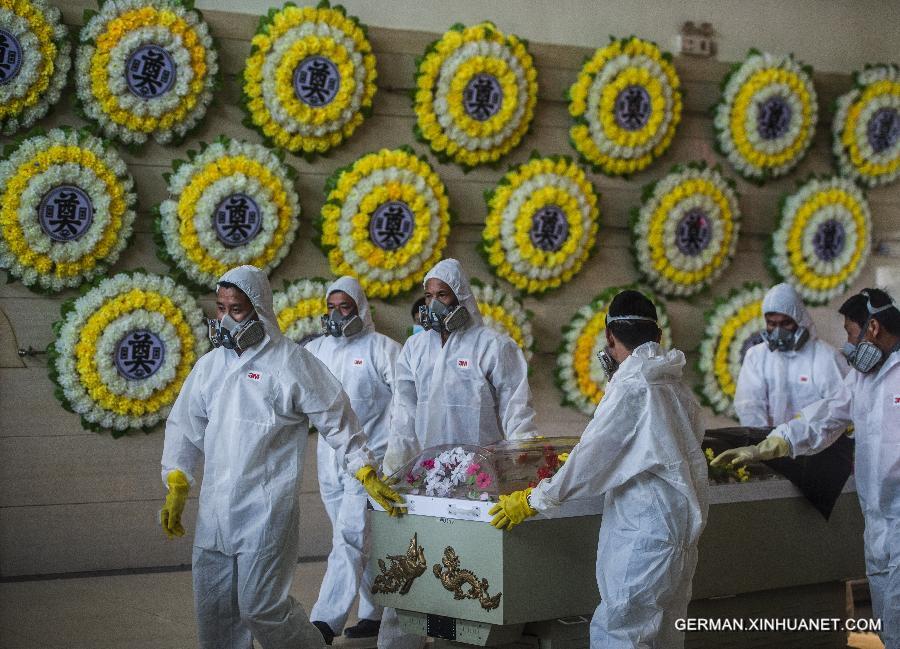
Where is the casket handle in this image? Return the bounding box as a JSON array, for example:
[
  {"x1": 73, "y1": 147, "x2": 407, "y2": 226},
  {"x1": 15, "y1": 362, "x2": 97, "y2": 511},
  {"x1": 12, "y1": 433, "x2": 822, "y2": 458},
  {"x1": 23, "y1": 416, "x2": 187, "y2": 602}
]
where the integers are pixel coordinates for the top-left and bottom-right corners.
[{"x1": 447, "y1": 504, "x2": 483, "y2": 519}]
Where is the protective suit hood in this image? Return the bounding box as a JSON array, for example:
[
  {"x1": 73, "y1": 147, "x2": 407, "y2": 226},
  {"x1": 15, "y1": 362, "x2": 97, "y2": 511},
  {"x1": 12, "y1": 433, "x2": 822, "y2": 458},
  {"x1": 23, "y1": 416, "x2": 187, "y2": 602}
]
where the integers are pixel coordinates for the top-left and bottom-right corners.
[
  {"x1": 614, "y1": 341, "x2": 686, "y2": 383},
  {"x1": 217, "y1": 265, "x2": 282, "y2": 343},
  {"x1": 423, "y1": 258, "x2": 483, "y2": 328},
  {"x1": 762, "y1": 283, "x2": 817, "y2": 338},
  {"x1": 326, "y1": 275, "x2": 375, "y2": 335}
]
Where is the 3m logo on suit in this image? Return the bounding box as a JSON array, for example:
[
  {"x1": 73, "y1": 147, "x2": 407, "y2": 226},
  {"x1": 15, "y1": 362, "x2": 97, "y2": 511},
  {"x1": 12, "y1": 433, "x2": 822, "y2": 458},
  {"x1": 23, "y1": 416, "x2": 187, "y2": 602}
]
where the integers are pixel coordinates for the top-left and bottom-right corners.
[
  {"x1": 353, "y1": 358, "x2": 364, "y2": 366},
  {"x1": 247, "y1": 372, "x2": 261, "y2": 380},
  {"x1": 457, "y1": 359, "x2": 470, "y2": 368}
]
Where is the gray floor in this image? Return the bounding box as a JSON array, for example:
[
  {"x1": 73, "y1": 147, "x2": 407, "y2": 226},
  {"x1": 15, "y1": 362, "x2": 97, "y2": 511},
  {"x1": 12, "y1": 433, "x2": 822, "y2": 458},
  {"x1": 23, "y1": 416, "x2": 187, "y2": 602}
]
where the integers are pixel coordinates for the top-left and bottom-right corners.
[{"x1": 0, "y1": 562, "x2": 883, "y2": 649}]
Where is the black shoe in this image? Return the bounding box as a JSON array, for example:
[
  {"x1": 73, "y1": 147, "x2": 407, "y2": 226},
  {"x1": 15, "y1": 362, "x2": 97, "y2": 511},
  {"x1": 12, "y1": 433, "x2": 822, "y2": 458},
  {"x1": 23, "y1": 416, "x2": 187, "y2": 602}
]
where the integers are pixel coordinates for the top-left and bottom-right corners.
[
  {"x1": 312, "y1": 620, "x2": 335, "y2": 645},
  {"x1": 343, "y1": 618, "x2": 381, "y2": 638}
]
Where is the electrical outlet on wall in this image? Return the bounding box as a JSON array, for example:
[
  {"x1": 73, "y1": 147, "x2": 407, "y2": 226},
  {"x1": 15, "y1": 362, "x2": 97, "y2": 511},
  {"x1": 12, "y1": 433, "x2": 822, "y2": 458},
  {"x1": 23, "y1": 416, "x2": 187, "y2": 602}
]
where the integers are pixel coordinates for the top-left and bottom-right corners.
[{"x1": 676, "y1": 21, "x2": 716, "y2": 58}]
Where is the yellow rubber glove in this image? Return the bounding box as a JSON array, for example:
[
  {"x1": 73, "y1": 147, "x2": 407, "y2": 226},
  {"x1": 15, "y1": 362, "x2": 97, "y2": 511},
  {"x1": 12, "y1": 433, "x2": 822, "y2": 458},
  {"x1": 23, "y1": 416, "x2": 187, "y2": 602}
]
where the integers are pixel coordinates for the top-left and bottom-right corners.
[
  {"x1": 489, "y1": 488, "x2": 537, "y2": 531},
  {"x1": 711, "y1": 435, "x2": 790, "y2": 468},
  {"x1": 160, "y1": 470, "x2": 189, "y2": 539},
  {"x1": 356, "y1": 466, "x2": 405, "y2": 516}
]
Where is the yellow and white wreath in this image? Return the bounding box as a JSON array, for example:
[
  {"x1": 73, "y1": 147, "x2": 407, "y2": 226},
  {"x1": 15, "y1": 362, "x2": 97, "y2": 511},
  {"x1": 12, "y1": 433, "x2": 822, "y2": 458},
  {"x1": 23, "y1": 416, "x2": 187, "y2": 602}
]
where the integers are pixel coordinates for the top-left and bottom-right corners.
[
  {"x1": 768, "y1": 176, "x2": 871, "y2": 305},
  {"x1": 471, "y1": 279, "x2": 534, "y2": 362},
  {"x1": 75, "y1": 0, "x2": 218, "y2": 146},
  {"x1": 556, "y1": 286, "x2": 671, "y2": 415},
  {"x1": 0, "y1": 128, "x2": 137, "y2": 292},
  {"x1": 696, "y1": 283, "x2": 766, "y2": 418},
  {"x1": 242, "y1": 1, "x2": 376, "y2": 157},
  {"x1": 156, "y1": 137, "x2": 301, "y2": 291},
  {"x1": 568, "y1": 36, "x2": 681, "y2": 177},
  {"x1": 317, "y1": 147, "x2": 451, "y2": 299},
  {"x1": 274, "y1": 277, "x2": 329, "y2": 343},
  {"x1": 714, "y1": 50, "x2": 817, "y2": 182},
  {"x1": 414, "y1": 21, "x2": 538, "y2": 169},
  {"x1": 0, "y1": 0, "x2": 71, "y2": 135},
  {"x1": 632, "y1": 162, "x2": 741, "y2": 297},
  {"x1": 49, "y1": 272, "x2": 208, "y2": 435},
  {"x1": 832, "y1": 64, "x2": 900, "y2": 188},
  {"x1": 482, "y1": 154, "x2": 600, "y2": 294}
]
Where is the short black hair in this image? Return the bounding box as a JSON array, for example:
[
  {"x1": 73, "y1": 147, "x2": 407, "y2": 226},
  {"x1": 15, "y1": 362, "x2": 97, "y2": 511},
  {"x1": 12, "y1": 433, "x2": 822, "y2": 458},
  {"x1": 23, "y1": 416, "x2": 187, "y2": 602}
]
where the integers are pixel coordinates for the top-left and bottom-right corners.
[
  {"x1": 411, "y1": 296, "x2": 427, "y2": 319},
  {"x1": 839, "y1": 288, "x2": 900, "y2": 336},
  {"x1": 606, "y1": 289, "x2": 660, "y2": 351}
]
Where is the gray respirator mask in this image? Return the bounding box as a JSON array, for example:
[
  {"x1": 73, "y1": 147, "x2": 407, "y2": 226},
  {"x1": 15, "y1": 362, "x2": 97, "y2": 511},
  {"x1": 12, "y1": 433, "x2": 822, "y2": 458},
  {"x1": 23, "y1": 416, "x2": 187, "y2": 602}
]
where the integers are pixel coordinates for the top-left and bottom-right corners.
[
  {"x1": 761, "y1": 326, "x2": 809, "y2": 352},
  {"x1": 597, "y1": 314, "x2": 660, "y2": 381},
  {"x1": 321, "y1": 309, "x2": 364, "y2": 338},
  {"x1": 841, "y1": 291, "x2": 899, "y2": 374},
  {"x1": 208, "y1": 311, "x2": 265, "y2": 353},
  {"x1": 419, "y1": 299, "x2": 469, "y2": 334}
]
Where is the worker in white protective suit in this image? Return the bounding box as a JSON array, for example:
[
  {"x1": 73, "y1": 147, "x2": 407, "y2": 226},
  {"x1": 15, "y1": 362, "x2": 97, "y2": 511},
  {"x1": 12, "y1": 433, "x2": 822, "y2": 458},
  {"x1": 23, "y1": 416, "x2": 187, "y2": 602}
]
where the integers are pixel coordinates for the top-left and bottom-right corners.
[
  {"x1": 734, "y1": 283, "x2": 847, "y2": 427},
  {"x1": 714, "y1": 288, "x2": 900, "y2": 649},
  {"x1": 379, "y1": 258, "x2": 539, "y2": 649},
  {"x1": 491, "y1": 289, "x2": 709, "y2": 649},
  {"x1": 159, "y1": 265, "x2": 403, "y2": 649},
  {"x1": 306, "y1": 276, "x2": 400, "y2": 644}
]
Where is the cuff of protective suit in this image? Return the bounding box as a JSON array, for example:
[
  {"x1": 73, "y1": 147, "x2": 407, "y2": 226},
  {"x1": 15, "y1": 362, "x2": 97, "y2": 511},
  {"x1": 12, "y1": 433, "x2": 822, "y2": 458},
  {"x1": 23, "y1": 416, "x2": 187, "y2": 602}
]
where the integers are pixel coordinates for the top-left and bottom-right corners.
[
  {"x1": 765, "y1": 430, "x2": 794, "y2": 458},
  {"x1": 162, "y1": 468, "x2": 194, "y2": 489},
  {"x1": 524, "y1": 480, "x2": 556, "y2": 513},
  {"x1": 346, "y1": 450, "x2": 374, "y2": 479}
]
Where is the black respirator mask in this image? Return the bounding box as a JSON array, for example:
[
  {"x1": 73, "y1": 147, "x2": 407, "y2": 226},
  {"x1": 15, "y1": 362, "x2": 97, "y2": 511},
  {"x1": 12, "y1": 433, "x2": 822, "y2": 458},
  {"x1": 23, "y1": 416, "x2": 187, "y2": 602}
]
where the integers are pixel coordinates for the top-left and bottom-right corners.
[
  {"x1": 321, "y1": 308, "x2": 364, "y2": 338},
  {"x1": 208, "y1": 311, "x2": 265, "y2": 353},
  {"x1": 761, "y1": 326, "x2": 809, "y2": 352},
  {"x1": 419, "y1": 298, "x2": 469, "y2": 334}
]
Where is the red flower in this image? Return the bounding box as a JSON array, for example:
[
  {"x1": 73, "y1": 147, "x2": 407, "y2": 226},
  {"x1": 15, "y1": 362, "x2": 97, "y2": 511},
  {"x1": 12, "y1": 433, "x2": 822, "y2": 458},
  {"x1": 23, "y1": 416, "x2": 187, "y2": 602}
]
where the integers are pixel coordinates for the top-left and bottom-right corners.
[{"x1": 421, "y1": 458, "x2": 435, "y2": 470}]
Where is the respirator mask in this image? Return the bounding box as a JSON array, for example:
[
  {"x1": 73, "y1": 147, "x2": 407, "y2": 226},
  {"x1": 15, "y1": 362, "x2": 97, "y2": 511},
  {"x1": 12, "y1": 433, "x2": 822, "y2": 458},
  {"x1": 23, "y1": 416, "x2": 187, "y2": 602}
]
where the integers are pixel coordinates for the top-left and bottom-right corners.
[
  {"x1": 761, "y1": 326, "x2": 809, "y2": 352},
  {"x1": 842, "y1": 291, "x2": 899, "y2": 373},
  {"x1": 208, "y1": 311, "x2": 265, "y2": 353},
  {"x1": 419, "y1": 299, "x2": 469, "y2": 334},
  {"x1": 321, "y1": 309, "x2": 363, "y2": 338}
]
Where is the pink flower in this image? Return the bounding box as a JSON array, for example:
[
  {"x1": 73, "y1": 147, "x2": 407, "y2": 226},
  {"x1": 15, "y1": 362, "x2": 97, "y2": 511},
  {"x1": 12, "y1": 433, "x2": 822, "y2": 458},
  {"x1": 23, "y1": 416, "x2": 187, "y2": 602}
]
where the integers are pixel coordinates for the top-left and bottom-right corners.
[
  {"x1": 475, "y1": 472, "x2": 492, "y2": 489},
  {"x1": 421, "y1": 458, "x2": 435, "y2": 470},
  {"x1": 406, "y1": 472, "x2": 417, "y2": 484},
  {"x1": 466, "y1": 463, "x2": 481, "y2": 476}
]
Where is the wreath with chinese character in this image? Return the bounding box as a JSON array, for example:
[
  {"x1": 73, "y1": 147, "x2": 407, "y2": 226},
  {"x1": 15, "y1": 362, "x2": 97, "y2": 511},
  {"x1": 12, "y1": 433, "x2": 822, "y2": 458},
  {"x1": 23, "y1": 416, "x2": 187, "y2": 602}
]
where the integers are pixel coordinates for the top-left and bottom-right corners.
[
  {"x1": 0, "y1": 128, "x2": 137, "y2": 293},
  {"x1": 316, "y1": 147, "x2": 451, "y2": 299},
  {"x1": 74, "y1": 0, "x2": 219, "y2": 146},
  {"x1": 832, "y1": 64, "x2": 900, "y2": 188},
  {"x1": 471, "y1": 280, "x2": 534, "y2": 362},
  {"x1": 273, "y1": 278, "x2": 329, "y2": 343},
  {"x1": 481, "y1": 154, "x2": 600, "y2": 294},
  {"x1": 155, "y1": 137, "x2": 302, "y2": 291},
  {"x1": 242, "y1": 1, "x2": 377, "y2": 157},
  {"x1": 631, "y1": 162, "x2": 741, "y2": 298},
  {"x1": 556, "y1": 286, "x2": 671, "y2": 416},
  {"x1": 714, "y1": 50, "x2": 817, "y2": 182},
  {"x1": 568, "y1": 36, "x2": 682, "y2": 177},
  {"x1": 696, "y1": 283, "x2": 766, "y2": 418},
  {"x1": 413, "y1": 21, "x2": 538, "y2": 169},
  {"x1": 0, "y1": 0, "x2": 71, "y2": 135},
  {"x1": 768, "y1": 176, "x2": 871, "y2": 305},
  {"x1": 49, "y1": 272, "x2": 208, "y2": 435}
]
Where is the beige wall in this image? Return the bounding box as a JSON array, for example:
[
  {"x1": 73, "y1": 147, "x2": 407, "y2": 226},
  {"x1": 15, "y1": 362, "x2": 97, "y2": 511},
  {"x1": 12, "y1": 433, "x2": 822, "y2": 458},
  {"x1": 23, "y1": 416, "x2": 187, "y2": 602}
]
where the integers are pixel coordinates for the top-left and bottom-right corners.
[
  {"x1": 198, "y1": 0, "x2": 900, "y2": 74},
  {"x1": 1, "y1": 1, "x2": 898, "y2": 577}
]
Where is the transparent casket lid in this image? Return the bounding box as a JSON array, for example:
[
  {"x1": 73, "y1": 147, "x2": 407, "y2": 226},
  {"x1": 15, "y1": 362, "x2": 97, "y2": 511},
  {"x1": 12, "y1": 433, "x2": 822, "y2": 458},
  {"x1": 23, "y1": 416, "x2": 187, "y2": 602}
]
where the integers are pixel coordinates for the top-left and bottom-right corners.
[{"x1": 389, "y1": 437, "x2": 581, "y2": 501}]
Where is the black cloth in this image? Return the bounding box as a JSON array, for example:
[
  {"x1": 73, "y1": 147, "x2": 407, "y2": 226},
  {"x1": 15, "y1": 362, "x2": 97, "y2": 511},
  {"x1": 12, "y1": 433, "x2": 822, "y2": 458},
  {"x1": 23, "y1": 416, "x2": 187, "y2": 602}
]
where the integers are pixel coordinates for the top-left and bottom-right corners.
[{"x1": 704, "y1": 427, "x2": 854, "y2": 520}]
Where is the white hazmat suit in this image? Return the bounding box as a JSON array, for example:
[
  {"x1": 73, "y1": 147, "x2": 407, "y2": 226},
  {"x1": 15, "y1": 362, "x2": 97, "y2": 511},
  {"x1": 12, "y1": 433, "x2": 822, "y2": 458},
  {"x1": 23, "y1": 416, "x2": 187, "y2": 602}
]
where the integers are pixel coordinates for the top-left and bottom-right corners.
[
  {"x1": 381, "y1": 258, "x2": 538, "y2": 476},
  {"x1": 306, "y1": 276, "x2": 400, "y2": 634},
  {"x1": 530, "y1": 342, "x2": 709, "y2": 649},
  {"x1": 161, "y1": 266, "x2": 374, "y2": 649},
  {"x1": 735, "y1": 283, "x2": 847, "y2": 426},
  {"x1": 379, "y1": 259, "x2": 538, "y2": 649},
  {"x1": 771, "y1": 351, "x2": 899, "y2": 647}
]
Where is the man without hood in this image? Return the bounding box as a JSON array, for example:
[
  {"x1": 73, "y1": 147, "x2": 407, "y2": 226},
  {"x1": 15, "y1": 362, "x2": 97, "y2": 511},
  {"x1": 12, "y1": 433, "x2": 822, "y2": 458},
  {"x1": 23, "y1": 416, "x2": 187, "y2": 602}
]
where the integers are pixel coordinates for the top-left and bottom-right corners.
[{"x1": 490, "y1": 289, "x2": 709, "y2": 649}]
